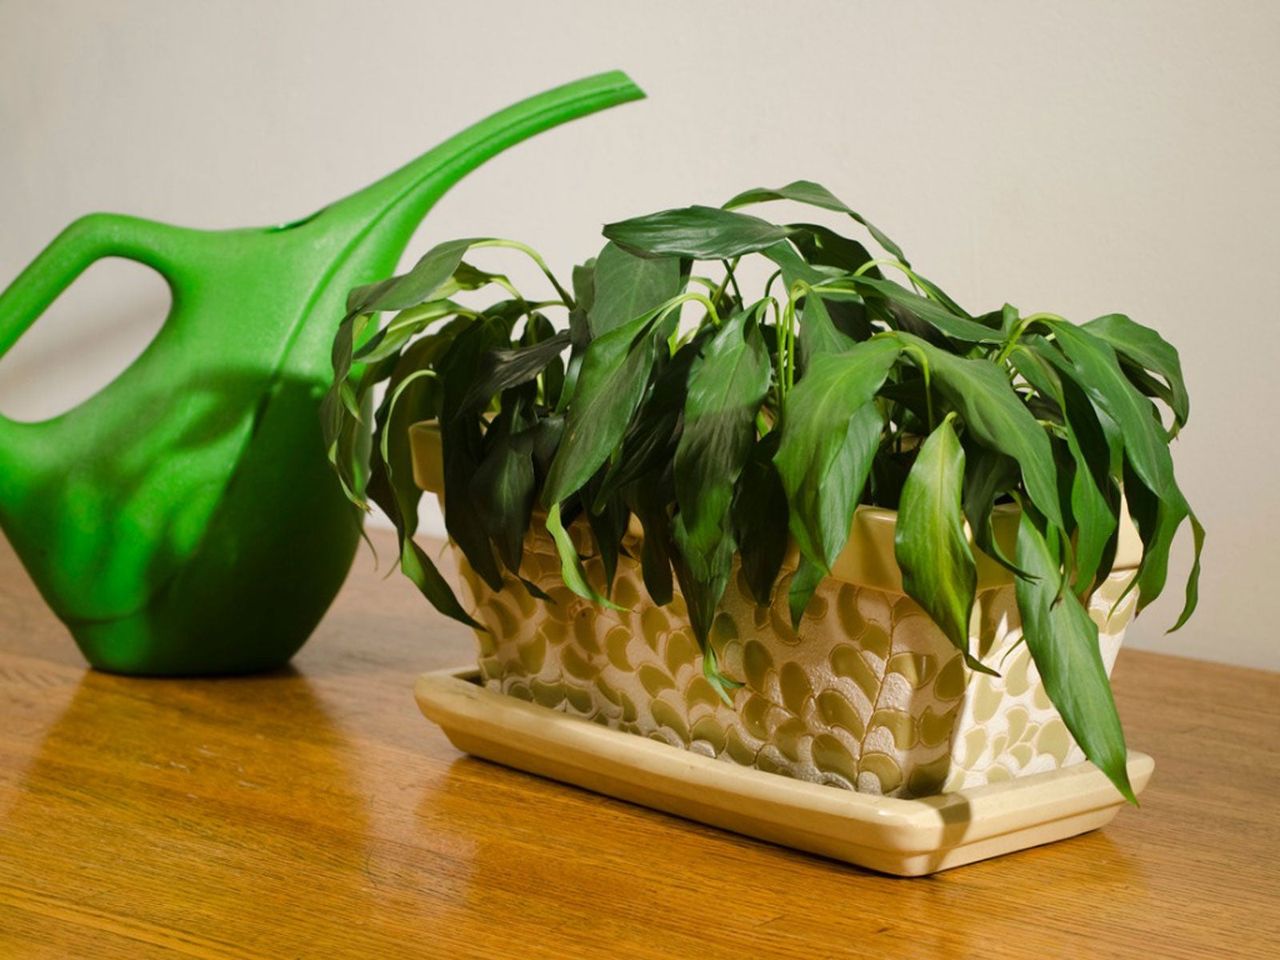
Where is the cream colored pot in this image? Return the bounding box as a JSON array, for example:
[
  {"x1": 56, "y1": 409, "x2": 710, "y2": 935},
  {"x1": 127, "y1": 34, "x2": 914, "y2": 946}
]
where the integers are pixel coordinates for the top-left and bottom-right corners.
[{"x1": 410, "y1": 422, "x2": 1141, "y2": 799}]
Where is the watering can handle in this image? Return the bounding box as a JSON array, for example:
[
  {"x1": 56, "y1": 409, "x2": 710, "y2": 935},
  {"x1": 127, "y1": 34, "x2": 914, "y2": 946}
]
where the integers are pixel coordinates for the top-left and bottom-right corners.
[{"x1": 0, "y1": 212, "x2": 187, "y2": 367}]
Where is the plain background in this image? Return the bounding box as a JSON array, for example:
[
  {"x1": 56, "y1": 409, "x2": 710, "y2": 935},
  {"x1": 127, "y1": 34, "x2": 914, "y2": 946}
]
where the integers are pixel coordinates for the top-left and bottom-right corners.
[{"x1": 1, "y1": 1, "x2": 1277, "y2": 669}]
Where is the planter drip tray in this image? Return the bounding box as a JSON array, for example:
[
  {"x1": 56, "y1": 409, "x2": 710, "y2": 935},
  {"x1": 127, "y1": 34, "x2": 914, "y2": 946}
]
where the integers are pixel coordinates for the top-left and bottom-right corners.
[{"x1": 414, "y1": 668, "x2": 1154, "y2": 877}]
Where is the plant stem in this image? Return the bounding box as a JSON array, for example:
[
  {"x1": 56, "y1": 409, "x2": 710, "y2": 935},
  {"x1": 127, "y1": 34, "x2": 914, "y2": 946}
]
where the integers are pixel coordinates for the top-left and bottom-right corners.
[
  {"x1": 854, "y1": 258, "x2": 931, "y2": 298},
  {"x1": 995, "y1": 311, "x2": 1065, "y2": 366},
  {"x1": 723, "y1": 258, "x2": 743, "y2": 304},
  {"x1": 900, "y1": 342, "x2": 934, "y2": 432},
  {"x1": 473, "y1": 239, "x2": 575, "y2": 308}
]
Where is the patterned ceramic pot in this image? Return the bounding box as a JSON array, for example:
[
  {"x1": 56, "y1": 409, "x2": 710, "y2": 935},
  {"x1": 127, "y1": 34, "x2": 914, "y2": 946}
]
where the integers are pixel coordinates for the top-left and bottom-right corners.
[{"x1": 410, "y1": 423, "x2": 1142, "y2": 798}]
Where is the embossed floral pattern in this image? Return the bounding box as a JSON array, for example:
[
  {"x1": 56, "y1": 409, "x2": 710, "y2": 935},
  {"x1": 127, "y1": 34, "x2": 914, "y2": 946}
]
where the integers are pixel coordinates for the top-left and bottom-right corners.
[{"x1": 455, "y1": 528, "x2": 1136, "y2": 798}]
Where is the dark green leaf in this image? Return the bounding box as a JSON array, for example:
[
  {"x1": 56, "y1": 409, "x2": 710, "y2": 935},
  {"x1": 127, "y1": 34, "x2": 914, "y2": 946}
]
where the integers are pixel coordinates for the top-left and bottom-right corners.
[
  {"x1": 545, "y1": 502, "x2": 624, "y2": 611},
  {"x1": 674, "y1": 309, "x2": 772, "y2": 584},
  {"x1": 722, "y1": 179, "x2": 909, "y2": 265},
  {"x1": 761, "y1": 241, "x2": 856, "y2": 363},
  {"x1": 627, "y1": 476, "x2": 675, "y2": 606},
  {"x1": 1015, "y1": 510, "x2": 1134, "y2": 803},
  {"x1": 788, "y1": 222, "x2": 880, "y2": 276},
  {"x1": 1170, "y1": 510, "x2": 1204, "y2": 632},
  {"x1": 588, "y1": 241, "x2": 682, "y2": 337},
  {"x1": 774, "y1": 340, "x2": 899, "y2": 569},
  {"x1": 347, "y1": 237, "x2": 479, "y2": 314},
  {"x1": 438, "y1": 322, "x2": 509, "y2": 590},
  {"x1": 1043, "y1": 322, "x2": 1175, "y2": 506},
  {"x1": 473, "y1": 416, "x2": 537, "y2": 573},
  {"x1": 733, "y1": 433, "x2": 789, "y2": 606},
  {"x1": 583, "y1": 474, "x2": 631, "y2": 595},
  {"x1": 364, "y1": 363, "x2": 481, "y2": 630},
  {"x1": 854, "y1": 277, "x2": 1003, "y2": 344},
  {"x1": 901, "y1": 333, "x2": 1064, "y2": 533},
  {"x1": 1083, "y1": 313, "x2": 1188, "y2": 428},
  {"x1": 543, "y1": 310, "x2": 663, "y2": 506},
  {"x1": 787, "y1": 554, "x2": 827, "y2": 630},
  {"x1": 595, "y1": 333, "x2": 707, "y2": 504},
  {"x1": 961, "y1": 446, "x2": 1028, "y2": 579},
  {"x1": 604, "y1": 205, "x2": 793, "y2": 260},
  {"x1": 895, "y1": 418, "x2": 990, "y2": 672},
  {"x1": 1011, "y1": 344, "x2": 1118, "y2": 594},
  {"x1": 458, "y1": 331, "x2": 570, "y2": 413},
  {"x1": 1122, "y1": 466, "x2": 1201, "y2": 623}
]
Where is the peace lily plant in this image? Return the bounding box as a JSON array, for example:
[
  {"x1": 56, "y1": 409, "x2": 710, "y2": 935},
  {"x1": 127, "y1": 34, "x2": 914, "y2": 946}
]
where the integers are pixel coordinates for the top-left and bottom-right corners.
[{"x1": 323, "y1": 181, "x2": 1201, "y2": 801}]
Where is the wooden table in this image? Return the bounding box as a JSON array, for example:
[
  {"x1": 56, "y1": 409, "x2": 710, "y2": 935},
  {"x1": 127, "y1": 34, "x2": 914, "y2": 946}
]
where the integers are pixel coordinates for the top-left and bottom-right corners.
[{"x1": 2, "y1": 531, "x2": 1277, "y2": 959}]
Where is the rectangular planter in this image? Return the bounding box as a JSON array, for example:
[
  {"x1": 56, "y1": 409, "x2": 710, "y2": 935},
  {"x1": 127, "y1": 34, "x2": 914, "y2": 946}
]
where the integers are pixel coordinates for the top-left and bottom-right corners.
[
  {"x1": 415, "y1": 667, "x2": 1155, "y2": 875},
  {"x1": 411, "y1": 422, "x2": 1142, "y2": 799}
]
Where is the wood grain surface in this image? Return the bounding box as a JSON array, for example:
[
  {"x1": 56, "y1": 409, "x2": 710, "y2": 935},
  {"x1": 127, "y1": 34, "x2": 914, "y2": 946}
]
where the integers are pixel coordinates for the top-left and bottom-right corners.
[{"x1": 1, "y1": 530, "x2": 1277, "y2": 959}]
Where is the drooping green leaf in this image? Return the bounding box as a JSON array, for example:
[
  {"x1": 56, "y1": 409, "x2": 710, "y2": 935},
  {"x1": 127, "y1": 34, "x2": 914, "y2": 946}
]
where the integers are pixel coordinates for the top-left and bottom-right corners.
[
  {"x1": 853, "y1": 276, "x2": 1003, "y2": 344},
  {"x1": 347, "y1": 237, "x2": 480, "y2": 314},
  {"x1": 900, "y1": 333, "x2": 1064, "y2": 532},
  {"x1": 1083, "y1": 313, "x2": 1189, "y2": 429},
  {"x1": 785, "y1": 225, "x2": 877, "y2": 341},
  {"x1": 788, "y1": 222, "x2": 880, "y2": 276},
  {"x1": 1015, "y1": 510, "x2": 1134, "y2": 803},
  {"x1": 701, "y1": 645, "x2": 741, "y2": 707},
  {"x1": 774, "y1": 340, "x2": 899, "y2": 570},
  {"x1": 571, "y1": 258, "x2": 596, "y2": 315},
  {"x1": 787, "y1": 554, "x2": 827, "y2": 630},
  {"x1": 588, "y1": 241, "x2": 682, "y2": 337},
  {"x1": 960, "y1": 445, "x2": 1028, "y2": 580},
  {"x1": 542, "y1": 310, "x2": 663, "y2": 506},
  {"x1": 1122, "y1": 465, "x2": 1202, "y2": 625},
  {"x1": 627, "y1": 475, "x2": 675, "y2": 606},
  {"x1": 1011, "y1": 343, "x2": 1118, "y2": 594},
  {"x1": 595, "y1": 333, "x2": 706, "y2": 505},
  {"x1": 364, "y1": 361, "x2": 481, "y2": 630},
  {"x1": 604, "y1": 205, "x2": 793, "y2": 260},
  {"x1": 761, "y1": 241, "x2": 856, "y2": 363},
  {"x1": 438, "y1": 321, "x2": 511, "y2": 591},
  {"x1": 1170, "y1": 510, "x2": 1205, "y2": 632},
  {"x1": 895, "y1": 418, "x2": 990, "y2": 672},
  {"x1": 353, "y1": 299, "x2": 464, "y2": 364},
  {"x1": 545, "y1": 502, "x2": 624, "y2": 611},
  {"x1": 1043, "y1": 321, "x2": 1176, "y2": 506},
  {"x1": 733, "y1": 433, "x2": 790, "y2": 606},
  {"x1": 583, "y1": 474, "x2": 631, "y2": 595},
  {"x1": 722, "y1": 179, "x2": 909, "y2": 265},
  {"x1": 473, "y1": 414, "x2": 537, "y2": 574},
  {"x1": 457, "y1": 331, "x2": 570, "y2": 413},
  {"x1": 673, "y1": 309, "x2": 772, "y2": 586},
  {"x1": 795, "y1": 291, "x2": 857, "y2": 365}
]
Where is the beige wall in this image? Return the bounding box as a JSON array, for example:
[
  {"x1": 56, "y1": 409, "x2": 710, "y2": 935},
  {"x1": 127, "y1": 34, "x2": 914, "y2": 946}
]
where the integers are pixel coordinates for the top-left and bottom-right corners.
[{"x1": 1, "y1": 1, "x2": 1277, "y2": 669}]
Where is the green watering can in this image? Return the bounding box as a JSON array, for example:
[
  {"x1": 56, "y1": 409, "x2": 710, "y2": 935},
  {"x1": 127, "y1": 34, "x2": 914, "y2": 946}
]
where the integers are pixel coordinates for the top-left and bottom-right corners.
[{"x1": 0, "y1": 71, "x2": 643, "y2": 675}]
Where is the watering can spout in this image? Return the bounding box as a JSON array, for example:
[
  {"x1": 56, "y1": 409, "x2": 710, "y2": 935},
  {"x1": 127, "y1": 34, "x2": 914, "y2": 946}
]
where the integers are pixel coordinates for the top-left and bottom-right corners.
[
  {"x1": 0, "y1": 71, "x2": 645, "y2": 675},
  {"x1": 318, "y1": 70, "x2": 646, "y2": 274}
]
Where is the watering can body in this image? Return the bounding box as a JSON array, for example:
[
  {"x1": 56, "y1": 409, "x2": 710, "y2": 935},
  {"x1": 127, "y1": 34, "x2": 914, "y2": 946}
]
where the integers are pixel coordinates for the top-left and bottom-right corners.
[{"x1": 0, "y1": 72, "x2": 643, "y2": 674}]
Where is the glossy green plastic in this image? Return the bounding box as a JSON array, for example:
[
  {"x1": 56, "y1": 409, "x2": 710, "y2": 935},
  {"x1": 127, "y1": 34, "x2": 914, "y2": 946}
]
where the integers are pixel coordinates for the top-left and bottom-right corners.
[{"x1": 0, "y1": 71, "x2": 644, "y2": 675}]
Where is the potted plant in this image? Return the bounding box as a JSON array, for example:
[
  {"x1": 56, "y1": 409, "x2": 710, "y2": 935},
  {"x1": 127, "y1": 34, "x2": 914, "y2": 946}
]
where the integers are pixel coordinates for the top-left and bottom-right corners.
[{"x1": 324, "y1": 180, "x2": 1200, "y2": 810}]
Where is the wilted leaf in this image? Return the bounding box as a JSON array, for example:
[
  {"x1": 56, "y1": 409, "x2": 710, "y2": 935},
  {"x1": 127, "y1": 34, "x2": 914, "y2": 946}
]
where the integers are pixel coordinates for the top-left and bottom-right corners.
[
  {"x1": 722, "y1": 179, "x2": 909, "y2": 265},
  {"x1": 543, "y1": 310, "x2": 664, "y2": 506},
  {"x1": 605, "y1": 205, "x2": 793, "y2": 260},
  {"x1": 895, "y1": 418, "x2": 990, "y2": 672},
  {"x1": 1015, "y1": 510, "x2": 1134, "y2": 803},
  {"x1": 774, "y1": 339, "x2": 899, "y2": 569}
]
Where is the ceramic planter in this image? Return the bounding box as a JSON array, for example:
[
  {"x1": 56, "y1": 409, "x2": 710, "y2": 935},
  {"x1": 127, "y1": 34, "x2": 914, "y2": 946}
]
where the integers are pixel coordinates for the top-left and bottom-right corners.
[{"x1": 410, "y1": 423, "x2": 1142, "y2": 799}]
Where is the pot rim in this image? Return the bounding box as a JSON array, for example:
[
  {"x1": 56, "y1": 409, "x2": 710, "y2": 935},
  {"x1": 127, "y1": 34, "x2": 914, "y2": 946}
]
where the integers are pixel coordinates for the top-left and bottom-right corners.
[{"x1": 407, "y1": 420, "x2": 1142, "y2": 593}]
